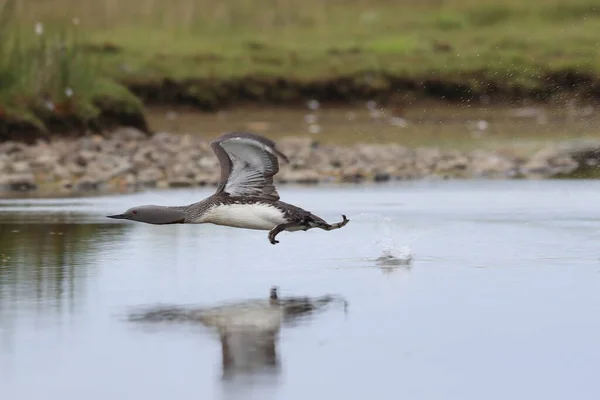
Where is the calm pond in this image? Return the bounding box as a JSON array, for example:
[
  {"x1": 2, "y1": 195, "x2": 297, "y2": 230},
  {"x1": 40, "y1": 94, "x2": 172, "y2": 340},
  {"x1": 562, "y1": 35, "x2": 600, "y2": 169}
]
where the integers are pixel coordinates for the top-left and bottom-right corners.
[{"x1": 1, "y1": 181, "x2": 600, "y2": 400}]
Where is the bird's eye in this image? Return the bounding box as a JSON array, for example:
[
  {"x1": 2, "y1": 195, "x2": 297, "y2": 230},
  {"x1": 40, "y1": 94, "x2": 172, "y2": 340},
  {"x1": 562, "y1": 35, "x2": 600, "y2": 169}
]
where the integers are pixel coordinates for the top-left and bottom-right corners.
[{"x1": 132, "y1": 210, "x2": 138, "y2": 215}]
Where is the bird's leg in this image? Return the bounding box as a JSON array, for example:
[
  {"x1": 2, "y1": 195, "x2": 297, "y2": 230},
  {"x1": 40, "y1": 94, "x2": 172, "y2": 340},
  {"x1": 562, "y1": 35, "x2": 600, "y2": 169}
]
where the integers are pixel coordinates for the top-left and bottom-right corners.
[
  {"x1": 268, "y1": 215, "x2": 349, "y2": 244},
  {"x1": 314, "y1": 215, "x2": 350, "y2": 231},
  {"x1": 268, "y1": 221, "x2": 306, "y2": 245}
]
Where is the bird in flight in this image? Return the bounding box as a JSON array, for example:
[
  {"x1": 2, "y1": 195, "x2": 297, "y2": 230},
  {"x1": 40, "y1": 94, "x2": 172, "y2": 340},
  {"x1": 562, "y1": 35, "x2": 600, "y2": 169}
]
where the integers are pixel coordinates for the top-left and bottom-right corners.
[{"x1": 108, "y1": 132, "x2": 349, "y2": 244}]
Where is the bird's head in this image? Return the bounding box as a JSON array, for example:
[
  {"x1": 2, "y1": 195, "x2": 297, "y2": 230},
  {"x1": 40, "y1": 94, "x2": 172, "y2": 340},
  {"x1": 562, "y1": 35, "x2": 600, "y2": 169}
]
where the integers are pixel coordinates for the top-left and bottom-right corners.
[{"x1": 107, "y1": 205, "x2": 186, "y2": 225}]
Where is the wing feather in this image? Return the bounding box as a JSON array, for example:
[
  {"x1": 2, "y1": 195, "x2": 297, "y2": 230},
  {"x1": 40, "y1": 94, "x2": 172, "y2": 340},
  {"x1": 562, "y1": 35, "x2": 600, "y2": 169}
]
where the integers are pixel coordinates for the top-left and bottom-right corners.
[{"x1": 210, "y1": 132, "x2": 289, "y2": 201}]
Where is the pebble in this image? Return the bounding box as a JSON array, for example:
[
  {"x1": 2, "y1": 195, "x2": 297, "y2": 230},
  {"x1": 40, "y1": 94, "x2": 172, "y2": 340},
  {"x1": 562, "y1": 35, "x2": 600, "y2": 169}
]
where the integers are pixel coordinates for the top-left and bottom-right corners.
[{"x1": 1, "y1": 128, "x2": 599, "y2": 193}]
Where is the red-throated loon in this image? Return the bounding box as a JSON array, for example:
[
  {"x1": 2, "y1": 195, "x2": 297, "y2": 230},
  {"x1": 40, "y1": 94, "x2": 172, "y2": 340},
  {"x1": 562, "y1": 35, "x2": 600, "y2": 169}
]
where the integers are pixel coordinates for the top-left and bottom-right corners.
[{"x1": 107, "y1": 132, "x2": 349, "y2": 244}]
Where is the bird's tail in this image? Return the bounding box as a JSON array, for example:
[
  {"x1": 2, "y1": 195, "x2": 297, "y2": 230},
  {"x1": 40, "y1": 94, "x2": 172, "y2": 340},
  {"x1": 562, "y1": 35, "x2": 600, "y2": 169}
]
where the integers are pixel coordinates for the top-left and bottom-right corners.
[
  {"x1": 307, "y1": 213, "x2": 328, "y2": 225},
  {"x1": 308, "y1": 213, "x2": 349, "y2": 230}
]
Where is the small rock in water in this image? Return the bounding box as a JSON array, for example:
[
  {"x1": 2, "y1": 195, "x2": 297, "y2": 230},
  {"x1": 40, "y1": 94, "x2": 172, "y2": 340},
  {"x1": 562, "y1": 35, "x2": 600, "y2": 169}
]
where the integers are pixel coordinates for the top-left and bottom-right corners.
[
  {"x1": 374, "y1": 173, "x2": 391, "y2": 182},
  {"x1": 0, "y1": 173, "x2": 37, "y2": 191},
  {"x1": 75, "y1": 177, "x2": 101, "y2": 191}
]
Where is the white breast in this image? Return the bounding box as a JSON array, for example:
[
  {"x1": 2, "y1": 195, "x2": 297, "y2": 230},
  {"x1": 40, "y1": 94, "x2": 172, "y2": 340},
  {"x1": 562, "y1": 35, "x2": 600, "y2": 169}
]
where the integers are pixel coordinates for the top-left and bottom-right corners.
[{"x1": 197, "y1": 203, "x2": 288, "y2": 230}]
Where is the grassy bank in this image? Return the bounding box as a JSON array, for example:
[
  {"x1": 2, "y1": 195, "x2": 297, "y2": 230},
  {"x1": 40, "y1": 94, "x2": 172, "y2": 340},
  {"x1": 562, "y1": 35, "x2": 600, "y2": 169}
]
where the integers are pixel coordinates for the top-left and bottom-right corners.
[
  {"x1": 2, "y1": 0, "x2": 600, "y2": 138},
  {"x1": 0, "y1": 0, "x2": 147, "y2": 141}
]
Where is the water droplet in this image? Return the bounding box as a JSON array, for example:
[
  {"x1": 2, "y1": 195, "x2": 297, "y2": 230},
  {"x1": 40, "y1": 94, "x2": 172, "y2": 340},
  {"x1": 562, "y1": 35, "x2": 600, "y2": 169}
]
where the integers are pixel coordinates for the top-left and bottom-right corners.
[
  {"x1": 306, "y1": 99, "x2": 320, "y2": 110},
  {"x1": 369, "y1": 109, "x2": 383, "y2": 119},
  {"x1": 389, "y1": 117, "x2": 407, "y2": 128},
  {"x1": 308, "y1": 124, "x2": 321, "y2": 134},
  {"x1": 34, "y1": 22, "x2": 44, "y2": 36},
  {"x1": 304, "y1": 114, "x2": 317, "y2": 124}
]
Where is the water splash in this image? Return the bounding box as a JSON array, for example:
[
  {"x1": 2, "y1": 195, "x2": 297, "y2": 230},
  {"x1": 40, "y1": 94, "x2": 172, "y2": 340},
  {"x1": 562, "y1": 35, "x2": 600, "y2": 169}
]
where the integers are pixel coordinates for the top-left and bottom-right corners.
[
  {"x1": 351, "y1": 212, "x2": 416, "y2": 266},
  {"x1": 374, "y1": 237, "x2": 413, "y2": 266},
  {"x1": 338, "y1": 212, "x2": 423, "y2": 269}
]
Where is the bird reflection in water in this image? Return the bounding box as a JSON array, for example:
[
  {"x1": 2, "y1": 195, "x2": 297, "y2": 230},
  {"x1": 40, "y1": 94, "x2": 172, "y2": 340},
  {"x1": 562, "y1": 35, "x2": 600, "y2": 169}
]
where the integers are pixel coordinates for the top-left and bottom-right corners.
[{"x1": 128, "y1": 287, "x2": 347, "y2": 380}]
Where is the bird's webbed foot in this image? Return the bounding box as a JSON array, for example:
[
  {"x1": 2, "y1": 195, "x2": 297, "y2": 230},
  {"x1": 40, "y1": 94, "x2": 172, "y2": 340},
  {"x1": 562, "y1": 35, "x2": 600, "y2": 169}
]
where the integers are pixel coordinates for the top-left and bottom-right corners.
[{"x1": 268, "y1": 229, "x2": 280, "y2": 245}]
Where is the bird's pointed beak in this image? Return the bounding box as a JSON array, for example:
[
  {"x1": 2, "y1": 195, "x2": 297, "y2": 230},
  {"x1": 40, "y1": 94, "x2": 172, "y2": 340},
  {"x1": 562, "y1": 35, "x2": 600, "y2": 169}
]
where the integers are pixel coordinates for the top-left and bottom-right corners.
[{"x1": 107, "y1": 214, "x2": 127, "y2": 220}]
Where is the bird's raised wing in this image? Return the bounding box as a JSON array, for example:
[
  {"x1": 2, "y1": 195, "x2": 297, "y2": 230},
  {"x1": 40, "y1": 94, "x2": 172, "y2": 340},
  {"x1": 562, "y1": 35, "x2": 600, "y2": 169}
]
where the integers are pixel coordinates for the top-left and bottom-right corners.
[{"x1": 210, "y1": 132, "x2": 289, "y2": 201}]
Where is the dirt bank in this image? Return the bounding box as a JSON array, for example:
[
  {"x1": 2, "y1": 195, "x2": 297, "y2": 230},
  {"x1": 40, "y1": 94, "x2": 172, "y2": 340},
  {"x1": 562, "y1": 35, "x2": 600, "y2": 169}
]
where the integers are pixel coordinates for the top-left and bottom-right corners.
[{"x1": 126, "y1": 70, "x2": 600, "y2": 111}]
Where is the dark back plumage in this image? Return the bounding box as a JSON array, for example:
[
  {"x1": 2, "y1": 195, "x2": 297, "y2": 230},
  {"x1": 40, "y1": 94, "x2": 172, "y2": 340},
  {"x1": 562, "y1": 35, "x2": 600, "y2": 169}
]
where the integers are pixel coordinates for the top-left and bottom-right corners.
[{"x1": 210, "y1": 132, "x2": 289, "y2": 201}]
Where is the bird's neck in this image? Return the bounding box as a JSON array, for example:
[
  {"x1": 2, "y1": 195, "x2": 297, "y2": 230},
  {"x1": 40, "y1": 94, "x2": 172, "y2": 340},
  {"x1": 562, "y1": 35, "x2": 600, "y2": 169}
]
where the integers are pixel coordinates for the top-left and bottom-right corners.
[
  {"x1": 165, "y1": 205, "x2": 189, "y2": 212},
  {"x1": 157, "y1": 205, "x2": 190, "y2": 224},
  {"x1": 176, "y1": 197, "x2": 215, "y2": 223}
]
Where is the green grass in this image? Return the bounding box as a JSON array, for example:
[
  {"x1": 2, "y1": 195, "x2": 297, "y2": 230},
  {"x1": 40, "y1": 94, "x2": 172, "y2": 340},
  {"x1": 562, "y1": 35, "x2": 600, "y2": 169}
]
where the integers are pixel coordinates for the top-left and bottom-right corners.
[
  {"x1": 27, "y1": 0, "x2": 598, "y2": 83},
  {"x1": 3, "y1": 0, "x2": 600, "y2": 131},
  {"x1": 0, "y1": 0, "x2": 146, "y2": 137}
]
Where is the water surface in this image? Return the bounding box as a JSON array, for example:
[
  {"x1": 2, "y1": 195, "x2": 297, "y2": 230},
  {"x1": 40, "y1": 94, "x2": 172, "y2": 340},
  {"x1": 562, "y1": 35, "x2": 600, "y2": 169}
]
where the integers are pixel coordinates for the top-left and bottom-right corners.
[
  {"x1": 1, "y1": 181, "x2": 600, "y2": 399},
  {"x1": 146, "y1": 102, "x2": 600, "y2": 150}
]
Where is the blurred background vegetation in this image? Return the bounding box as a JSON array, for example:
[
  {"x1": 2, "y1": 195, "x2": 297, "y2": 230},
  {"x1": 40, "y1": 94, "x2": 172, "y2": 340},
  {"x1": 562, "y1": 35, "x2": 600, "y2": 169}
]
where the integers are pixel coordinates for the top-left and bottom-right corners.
[{"x1": 1, "y1": 0, "x2": 599, "y2": 137}]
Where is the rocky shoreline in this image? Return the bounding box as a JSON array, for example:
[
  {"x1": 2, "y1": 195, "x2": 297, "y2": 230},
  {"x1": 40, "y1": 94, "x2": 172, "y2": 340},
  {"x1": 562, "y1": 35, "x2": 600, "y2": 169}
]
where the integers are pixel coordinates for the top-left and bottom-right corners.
[{"x1": 1, "y1": 128, "x2": 600, "y2": 195}]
